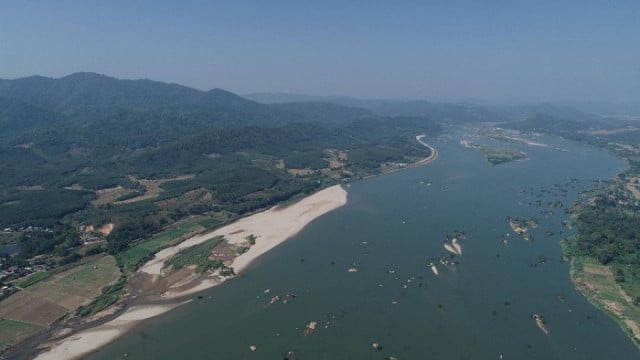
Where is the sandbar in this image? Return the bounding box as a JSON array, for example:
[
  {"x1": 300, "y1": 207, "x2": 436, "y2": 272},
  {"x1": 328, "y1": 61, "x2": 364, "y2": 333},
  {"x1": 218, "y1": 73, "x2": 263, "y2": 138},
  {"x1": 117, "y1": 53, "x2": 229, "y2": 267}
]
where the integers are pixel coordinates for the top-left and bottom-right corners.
[{"x1": 33, "y1": 185, "x2": 347, "y2": 360}]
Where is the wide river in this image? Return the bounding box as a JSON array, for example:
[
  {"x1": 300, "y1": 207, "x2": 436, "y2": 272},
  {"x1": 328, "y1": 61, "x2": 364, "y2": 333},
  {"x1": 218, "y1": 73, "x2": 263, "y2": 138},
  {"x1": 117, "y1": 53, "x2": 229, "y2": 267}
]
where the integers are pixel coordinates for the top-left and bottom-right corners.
[{"x1": 90, "y1": 127, "x2": 639, "y2": 359}]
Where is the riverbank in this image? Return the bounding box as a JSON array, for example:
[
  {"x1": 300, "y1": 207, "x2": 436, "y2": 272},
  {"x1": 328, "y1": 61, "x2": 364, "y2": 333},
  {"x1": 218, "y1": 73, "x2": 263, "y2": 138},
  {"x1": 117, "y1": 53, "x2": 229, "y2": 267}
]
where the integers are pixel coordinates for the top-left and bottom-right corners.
[
  {"x1": 33, "y1": 185, "x2": 348, "y2": 360},
  {"x1": 568, "y1": 255, "x2": 640, "y2": 347},
  {"x1": 363, "y1": 135, "x2": 438, "y2": 180},
  {"x1": 31, "y1": 136, "x2": 440, "y2": 360}
]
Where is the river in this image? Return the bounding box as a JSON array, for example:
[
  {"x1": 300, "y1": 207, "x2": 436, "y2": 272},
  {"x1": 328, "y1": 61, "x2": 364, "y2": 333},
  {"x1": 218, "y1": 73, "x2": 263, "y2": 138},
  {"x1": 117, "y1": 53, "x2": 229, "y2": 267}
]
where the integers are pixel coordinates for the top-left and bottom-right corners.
[{"x1": 89, "y1": 127, "x2": 639, "y2": 359}]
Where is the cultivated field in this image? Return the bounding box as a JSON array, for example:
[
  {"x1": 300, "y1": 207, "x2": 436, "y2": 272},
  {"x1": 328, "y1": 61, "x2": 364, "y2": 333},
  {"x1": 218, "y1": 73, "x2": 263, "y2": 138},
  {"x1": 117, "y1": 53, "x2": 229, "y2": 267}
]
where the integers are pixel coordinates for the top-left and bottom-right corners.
[
  {"x1": 0, "y1": 319, "x2": 44, "y2": 352},
  {"x1": 0, "y1": 256, "x2": 120, "y2": 348},
  {"x1": 572, "y1": 257, "x2": 640, "y2": 344}
]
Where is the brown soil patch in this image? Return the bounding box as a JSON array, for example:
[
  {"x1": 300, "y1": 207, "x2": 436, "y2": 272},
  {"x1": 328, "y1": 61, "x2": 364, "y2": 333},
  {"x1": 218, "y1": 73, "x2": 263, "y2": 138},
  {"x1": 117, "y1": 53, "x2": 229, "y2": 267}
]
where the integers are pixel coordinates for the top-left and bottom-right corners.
[
  {"x1": 115, "y1": 175, "x2": 195, "y2": 205},
  {"x1": 275, "y1": 159, "x2": 285, "y2": 169},
  {"x1": 327, "y1": 159, "x2": 343, "y2": 169},
  {"x1": 97, "y1": 223, "x2": 114, "y2": 236},
  {"x1": 288, "y1": 168, "x2": 314, "y2": 176},
  {"x1": 625, "y1": 319, "x2": 640, "y2": 339},
  {"x1": 583, "y1": 265, "x2": 612, "y2": 276},
  {"x1": 626, "y1": 177, "x2": 640, "y2": 200},
  {"x1": 324, "y1": 149, "x2": 347, "y2": 169},
  {"x1": 0, "y1": 291, "x2": 67, "y2": 326},
  {"x1": 89, "y1": 175, "x2": 196, "y2": 207},
  {"x1": 211, "y1": 240, "x2": 241, "y2": 266},
  {"x1": 91, "y1": 186, "x2": 130, "y2": 206},
  {"x1": 603, "y1": 300, "x2": 625, "y2": 316},
  {"x1": 0, "y1": 256, "x2": 121, "y2": 330}
]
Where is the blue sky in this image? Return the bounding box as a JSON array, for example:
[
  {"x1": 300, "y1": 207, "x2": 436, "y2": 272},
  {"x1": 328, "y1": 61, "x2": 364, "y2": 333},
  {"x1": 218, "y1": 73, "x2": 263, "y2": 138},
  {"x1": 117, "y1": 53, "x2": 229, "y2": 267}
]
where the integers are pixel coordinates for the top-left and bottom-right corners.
[{"x1": 1, "y1": 0, "x2": 638, "y2": 102}]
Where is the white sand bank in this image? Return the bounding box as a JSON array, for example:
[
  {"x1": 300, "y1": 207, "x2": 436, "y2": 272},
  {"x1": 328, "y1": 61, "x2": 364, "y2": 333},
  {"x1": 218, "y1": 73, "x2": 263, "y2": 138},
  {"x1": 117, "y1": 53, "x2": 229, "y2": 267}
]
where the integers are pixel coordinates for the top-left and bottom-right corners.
[{"x1": 34, "y1": 185, "x2": 347, "y2": 360}]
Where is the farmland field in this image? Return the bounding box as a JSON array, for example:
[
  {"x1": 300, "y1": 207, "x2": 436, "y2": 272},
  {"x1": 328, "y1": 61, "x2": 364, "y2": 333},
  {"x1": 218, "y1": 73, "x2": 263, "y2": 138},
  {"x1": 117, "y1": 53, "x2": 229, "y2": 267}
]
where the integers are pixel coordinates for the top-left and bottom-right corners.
[{"x1": 0, "y1": 319, "x2": 44, "y2": 352}]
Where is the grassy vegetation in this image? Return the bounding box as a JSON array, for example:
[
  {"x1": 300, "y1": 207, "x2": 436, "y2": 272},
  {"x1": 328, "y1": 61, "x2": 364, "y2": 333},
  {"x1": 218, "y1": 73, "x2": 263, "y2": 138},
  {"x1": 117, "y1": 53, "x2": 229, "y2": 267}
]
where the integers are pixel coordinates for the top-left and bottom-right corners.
[
  {"x1": 0, "y1": 318, "x2": 44, "y2": 351},
  {"x1": 245, "y1": 234, "x2": 257, "y2": 245},
  {"x1": 58, "y1": 256, "x2": 119, "y2": 287},
  {"x1": 17, "y1": 271, "x2": 51, "y2": 288},
  {"x1": 194, "y1": 217, "x2": 225, "y2": 230},
  {"x1": 22, "y1": 256, "x2": 121, "y2": 308},
  {"x1": 76, "y1": 275, "x2": 127, "y2": 317},
  {"x1": 116, "y1": 221, "x2": 205, "y2": 273},
  {"x1": 165, "y1": 236, "x2": 224, "y2": 273}
]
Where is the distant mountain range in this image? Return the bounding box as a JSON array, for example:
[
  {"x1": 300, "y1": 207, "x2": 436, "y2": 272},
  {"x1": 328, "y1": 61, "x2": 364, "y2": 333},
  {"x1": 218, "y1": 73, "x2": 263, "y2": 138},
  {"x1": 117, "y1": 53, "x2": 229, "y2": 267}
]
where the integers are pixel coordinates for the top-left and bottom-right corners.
[{"x1": 244, "y1": 92, "x2": 602, "y2": 122}]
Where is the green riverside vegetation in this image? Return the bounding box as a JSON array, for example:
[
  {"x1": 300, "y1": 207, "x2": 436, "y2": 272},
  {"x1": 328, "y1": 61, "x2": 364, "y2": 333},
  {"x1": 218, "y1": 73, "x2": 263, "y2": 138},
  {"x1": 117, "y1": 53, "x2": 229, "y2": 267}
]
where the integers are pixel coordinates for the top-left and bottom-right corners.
[{"x1": 164, "y1": 236, "x2": 225, "y2": 273}]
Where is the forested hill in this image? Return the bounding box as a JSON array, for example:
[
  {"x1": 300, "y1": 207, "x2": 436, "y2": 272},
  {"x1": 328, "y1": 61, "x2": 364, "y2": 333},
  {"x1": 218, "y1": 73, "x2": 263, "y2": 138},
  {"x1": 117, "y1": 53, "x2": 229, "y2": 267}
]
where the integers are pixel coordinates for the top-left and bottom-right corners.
[
  {"x1": 0, "y1": 72, "x2": 440, "y2": 250},
  {"x1": 0, "y1": 73, "x2": 300, "y2": 128}
]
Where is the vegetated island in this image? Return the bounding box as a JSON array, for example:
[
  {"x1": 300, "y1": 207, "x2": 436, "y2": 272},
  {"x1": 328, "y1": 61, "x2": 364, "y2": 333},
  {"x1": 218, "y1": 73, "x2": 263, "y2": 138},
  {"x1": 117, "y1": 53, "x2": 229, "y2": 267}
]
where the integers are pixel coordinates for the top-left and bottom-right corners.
[
  {"x1": 460, "y1": 140, "x2": 527, "y2": 165},
  {"x1": 507, "y1": 216, "x2": 539, "y2": 241}
]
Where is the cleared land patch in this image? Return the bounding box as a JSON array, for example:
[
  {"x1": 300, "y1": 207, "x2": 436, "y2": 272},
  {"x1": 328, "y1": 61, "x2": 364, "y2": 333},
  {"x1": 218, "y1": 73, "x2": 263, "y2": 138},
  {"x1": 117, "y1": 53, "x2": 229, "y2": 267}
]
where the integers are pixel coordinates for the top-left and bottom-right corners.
[
  {"x1": 0, "y1": 256, "x2": 120, "y2": 327},
  {"x1": 90, "y1": 186, "x2": 131, "y2": 206},
  {"x1": 114, "y1": 175, "x2": 195, "y2": 205},
  {"x1": 626, "y1": 176, "x2": 640, "y2": 200}
]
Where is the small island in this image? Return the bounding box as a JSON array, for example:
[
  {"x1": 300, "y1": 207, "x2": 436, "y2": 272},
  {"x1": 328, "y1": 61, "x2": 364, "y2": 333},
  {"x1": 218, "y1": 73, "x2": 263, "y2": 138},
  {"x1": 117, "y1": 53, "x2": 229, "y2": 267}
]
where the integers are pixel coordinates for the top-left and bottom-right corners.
[
  {"x1": 507, "y1": 216, "x2": 538, "y2": 240},
  {"x1": 461, "y1": 140, "x2": 527, "y2": 165}
]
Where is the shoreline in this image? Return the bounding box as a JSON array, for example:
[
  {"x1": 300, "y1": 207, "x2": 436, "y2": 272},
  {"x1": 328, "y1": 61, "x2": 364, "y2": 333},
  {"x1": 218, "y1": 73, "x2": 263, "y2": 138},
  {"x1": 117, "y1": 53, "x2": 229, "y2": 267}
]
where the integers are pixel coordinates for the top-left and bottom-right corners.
[
  {"x1": 31, "y1": 136, "x2": 439, "y2": 360},
  {"x1": 361, "y1": 134, "x2": 438, "y2": 180},
  {"x1": 568, "y1": 255, "x2": 640, "y2": 348},
  {"x1": 33, "y1": 185, "x2": 348, "y2": 360}
]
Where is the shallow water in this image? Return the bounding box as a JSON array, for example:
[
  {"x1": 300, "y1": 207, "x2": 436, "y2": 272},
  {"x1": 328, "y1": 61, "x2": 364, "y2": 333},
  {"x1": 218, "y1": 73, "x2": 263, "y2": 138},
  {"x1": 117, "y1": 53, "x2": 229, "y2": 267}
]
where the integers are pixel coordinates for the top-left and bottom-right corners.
[{"x1": 90, "y1": 128, "x2": 639, "y2": 359}]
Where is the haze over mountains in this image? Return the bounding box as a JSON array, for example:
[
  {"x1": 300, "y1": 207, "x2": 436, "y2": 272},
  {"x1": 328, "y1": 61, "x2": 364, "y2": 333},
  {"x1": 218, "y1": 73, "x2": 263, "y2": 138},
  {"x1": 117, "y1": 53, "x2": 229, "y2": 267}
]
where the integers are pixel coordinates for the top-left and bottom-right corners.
[
  {"x1": 0, "y1": 72, "x2": 625, "y2": 187},
  {"x1": 0, "y1": 72, "x2": 613, "y2": 135}
]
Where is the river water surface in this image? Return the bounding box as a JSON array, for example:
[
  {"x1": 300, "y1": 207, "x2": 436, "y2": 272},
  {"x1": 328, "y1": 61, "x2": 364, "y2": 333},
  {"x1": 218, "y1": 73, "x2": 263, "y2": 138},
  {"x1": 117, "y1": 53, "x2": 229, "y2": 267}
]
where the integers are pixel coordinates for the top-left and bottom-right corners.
[{"x1": 90, "y1": 128, "x2": 639, "y2": 359}]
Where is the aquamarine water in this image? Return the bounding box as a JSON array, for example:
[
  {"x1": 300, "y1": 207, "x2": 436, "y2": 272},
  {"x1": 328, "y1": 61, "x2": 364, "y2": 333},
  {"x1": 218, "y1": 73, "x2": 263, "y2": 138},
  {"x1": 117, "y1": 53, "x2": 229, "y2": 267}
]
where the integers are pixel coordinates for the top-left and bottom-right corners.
[{"x1": 90, "y1": 129, "x2": 639, "y2": 359}]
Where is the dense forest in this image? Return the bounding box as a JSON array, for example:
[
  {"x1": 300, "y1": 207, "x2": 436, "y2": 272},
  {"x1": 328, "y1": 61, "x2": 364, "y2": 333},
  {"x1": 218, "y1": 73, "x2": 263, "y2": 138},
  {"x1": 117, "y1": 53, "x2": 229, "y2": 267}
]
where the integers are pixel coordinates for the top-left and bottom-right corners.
[{"x1": 0, "y1": 73, "x2": 441, "y2": 265}]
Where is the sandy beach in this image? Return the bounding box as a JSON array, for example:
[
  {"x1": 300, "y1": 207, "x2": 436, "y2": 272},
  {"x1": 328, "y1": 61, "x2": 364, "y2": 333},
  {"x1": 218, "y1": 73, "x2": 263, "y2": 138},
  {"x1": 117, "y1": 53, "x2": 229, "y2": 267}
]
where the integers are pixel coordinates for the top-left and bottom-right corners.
[
  {"x1": 415, "y1": 135, "x2": 439, "y2": 165},
  {"x1": 34, "y1": 302, "x2": 186, "y2": 360},
  {"x1": 141, "y1": 184, "x2": 348, "y2": 277},
  {"x1": 33, "y1": 185, "x2": 348, "y2": 360}
]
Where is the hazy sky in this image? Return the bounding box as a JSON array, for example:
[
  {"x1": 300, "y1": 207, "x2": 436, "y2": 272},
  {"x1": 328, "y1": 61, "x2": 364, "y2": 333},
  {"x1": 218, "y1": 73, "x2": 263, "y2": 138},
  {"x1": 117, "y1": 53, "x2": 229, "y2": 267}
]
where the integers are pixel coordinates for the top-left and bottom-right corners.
[{"x1": 1, "y1": 1, "x2": 638, "y2": 102}]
